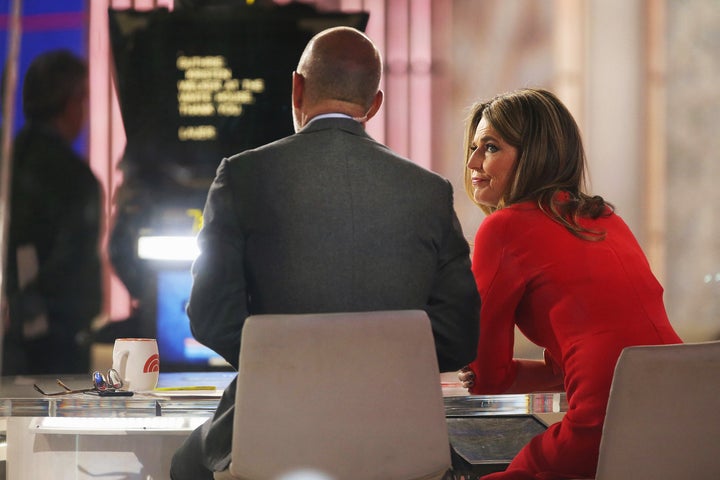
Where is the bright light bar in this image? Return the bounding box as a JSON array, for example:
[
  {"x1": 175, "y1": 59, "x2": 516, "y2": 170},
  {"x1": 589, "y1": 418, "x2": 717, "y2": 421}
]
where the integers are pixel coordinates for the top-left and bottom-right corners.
[{"x1": 137, "y1": 235, "x2": 200, "y2": 261}]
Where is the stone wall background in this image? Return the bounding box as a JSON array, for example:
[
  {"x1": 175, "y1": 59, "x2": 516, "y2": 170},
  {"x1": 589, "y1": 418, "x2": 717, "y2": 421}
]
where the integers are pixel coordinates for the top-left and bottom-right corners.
[{"x1": 665, "y1": 0, "x2": 720, "y2": 340}]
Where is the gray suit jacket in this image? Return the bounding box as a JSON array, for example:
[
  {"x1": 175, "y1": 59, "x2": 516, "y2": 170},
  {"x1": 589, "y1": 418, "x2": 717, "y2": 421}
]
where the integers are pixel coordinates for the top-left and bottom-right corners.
[{"x1": 187, "y1": 117, "x2": 479, "y2": 471}]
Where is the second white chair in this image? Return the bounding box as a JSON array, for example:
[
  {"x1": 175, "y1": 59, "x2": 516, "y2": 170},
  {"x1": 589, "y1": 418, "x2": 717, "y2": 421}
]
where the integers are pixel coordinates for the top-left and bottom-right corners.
[{"x1": 594, "y1": 340, "x2": 720, "y2": 480}]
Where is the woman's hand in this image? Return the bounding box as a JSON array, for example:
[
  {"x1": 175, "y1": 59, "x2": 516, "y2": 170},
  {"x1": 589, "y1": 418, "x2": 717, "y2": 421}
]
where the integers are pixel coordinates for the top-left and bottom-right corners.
[{"x1": 458, "y1": 366, "x2": 475, "y2": 390}]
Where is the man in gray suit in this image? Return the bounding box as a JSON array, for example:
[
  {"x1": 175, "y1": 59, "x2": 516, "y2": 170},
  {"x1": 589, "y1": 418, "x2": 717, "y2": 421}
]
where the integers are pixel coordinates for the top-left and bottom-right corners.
[{"x1": 170, "y1": 26, "x2": 479, "y2": 480}]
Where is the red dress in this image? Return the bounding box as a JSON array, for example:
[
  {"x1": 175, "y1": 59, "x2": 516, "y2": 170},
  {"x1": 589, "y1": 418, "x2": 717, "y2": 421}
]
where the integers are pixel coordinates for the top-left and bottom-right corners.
[{"x1": 468, "y1": 201, "x2": 682, "y2": 480}]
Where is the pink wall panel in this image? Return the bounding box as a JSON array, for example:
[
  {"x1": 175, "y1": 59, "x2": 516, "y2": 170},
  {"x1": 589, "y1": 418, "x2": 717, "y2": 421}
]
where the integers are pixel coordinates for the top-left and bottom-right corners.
[
  {"x1": 385, "y1": 0, "x2": 410, "y2": 158},
  {"x1": 358, "y1": 0, "x2": 386, "y2": 144},
  {"x1": 409, "y1": 0, "x2": 432, "y2": 169}
]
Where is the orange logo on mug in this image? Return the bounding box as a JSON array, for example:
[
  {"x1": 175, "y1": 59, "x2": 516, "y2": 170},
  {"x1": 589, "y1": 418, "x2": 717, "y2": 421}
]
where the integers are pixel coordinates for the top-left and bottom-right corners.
[{"x1": 143, "y1": 354, "x2": 160, "y2": 373}]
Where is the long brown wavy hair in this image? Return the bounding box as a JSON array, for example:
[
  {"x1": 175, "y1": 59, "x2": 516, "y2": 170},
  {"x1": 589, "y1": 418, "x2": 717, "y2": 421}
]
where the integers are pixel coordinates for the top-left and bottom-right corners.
[{"x1": 463, "y1": 88, "x2": 613, "y2": 240}]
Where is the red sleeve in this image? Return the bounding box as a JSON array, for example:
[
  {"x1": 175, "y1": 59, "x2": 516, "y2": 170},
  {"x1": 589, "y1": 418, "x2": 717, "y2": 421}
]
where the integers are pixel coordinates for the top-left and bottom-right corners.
[{"x1": 468, "y1": 212, "x2": 526, "y2": 394}]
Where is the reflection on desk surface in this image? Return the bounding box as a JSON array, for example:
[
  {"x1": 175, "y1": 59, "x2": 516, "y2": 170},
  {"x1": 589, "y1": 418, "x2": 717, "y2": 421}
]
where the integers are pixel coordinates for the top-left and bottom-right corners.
[
  {"x1": 29, "y1": 415, "x2": 208, "y2": 434},
  {"x1": 0, "y1": 371, "x2": 566, "y2": 419},
  {"x1": 0, "y1": 372, "x2": 237, "y2": 418},
  {"x1": 448, "y1": 416, "x2": 547, "y2": 464},
  {"x1": 1, "y1": 371, "x2": 236, "y2": 396}
]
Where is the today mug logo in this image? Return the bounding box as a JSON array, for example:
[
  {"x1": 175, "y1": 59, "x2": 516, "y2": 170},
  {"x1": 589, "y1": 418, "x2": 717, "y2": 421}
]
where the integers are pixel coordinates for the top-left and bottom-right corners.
[{"x1": 143, "y1": 354, "x2": 160, "y2": 373}]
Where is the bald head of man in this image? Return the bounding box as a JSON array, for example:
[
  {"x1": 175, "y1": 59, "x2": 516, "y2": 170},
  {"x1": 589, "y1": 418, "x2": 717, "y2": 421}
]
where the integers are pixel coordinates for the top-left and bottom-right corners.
[{"x1": 292, "y1": 26, "x2": 383, "y2": 131}]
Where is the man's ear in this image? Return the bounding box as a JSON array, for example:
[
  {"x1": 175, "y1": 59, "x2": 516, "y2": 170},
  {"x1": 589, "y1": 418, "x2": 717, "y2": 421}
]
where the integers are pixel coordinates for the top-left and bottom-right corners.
[
  {"x1": 292, "y1": 71, "x2": 304, "y2": 110},
  {"x1": 365, "y1": 90, "x2": 384, "y2": 121}
]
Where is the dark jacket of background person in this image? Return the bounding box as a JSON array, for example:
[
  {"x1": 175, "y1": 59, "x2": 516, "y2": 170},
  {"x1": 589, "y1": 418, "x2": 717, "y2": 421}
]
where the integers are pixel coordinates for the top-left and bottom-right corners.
[{"x1": 2, "y1": 50, "x2": 102, "y2": 375}]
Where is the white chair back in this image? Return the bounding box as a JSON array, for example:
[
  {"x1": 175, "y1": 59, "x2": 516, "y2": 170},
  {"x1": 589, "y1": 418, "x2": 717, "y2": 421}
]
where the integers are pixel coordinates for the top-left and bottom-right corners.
[
  {"x1": 221, "y1": 310, "x2": 451, "y2": 480},
  {"x1": 596, "y1": 340, "x2": 720, "y2": 480}
]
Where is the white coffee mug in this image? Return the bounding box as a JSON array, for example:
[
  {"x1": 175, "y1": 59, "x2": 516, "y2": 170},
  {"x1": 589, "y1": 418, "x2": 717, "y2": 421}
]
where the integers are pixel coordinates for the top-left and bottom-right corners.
[{"x1": 112, "y1": 338, "x2": 160, "y2": 391}]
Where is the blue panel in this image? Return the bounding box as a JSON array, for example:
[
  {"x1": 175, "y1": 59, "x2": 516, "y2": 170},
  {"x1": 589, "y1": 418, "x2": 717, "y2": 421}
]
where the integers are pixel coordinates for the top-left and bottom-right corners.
[
  {"x1": 0, "y1": 0, "x2": 85, "y2": 16},
  {"x1": 156, "y1": 269, "x2": 225, "y2": 368},
  {"x1": 0, "y1": 1, "x2": 87, "y2": 154}
]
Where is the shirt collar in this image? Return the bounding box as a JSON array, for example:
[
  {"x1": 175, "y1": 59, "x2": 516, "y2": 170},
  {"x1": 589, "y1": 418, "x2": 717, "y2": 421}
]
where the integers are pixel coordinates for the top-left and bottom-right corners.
[{"x1": 307, "y1": 113, "x2": 354, "y2": 125}]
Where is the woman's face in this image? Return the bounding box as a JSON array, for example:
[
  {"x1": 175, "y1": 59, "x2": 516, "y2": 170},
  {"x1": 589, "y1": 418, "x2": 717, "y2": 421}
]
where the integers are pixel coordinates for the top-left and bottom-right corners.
[{"x1": 467, "y1": 116, "x2": 519, "y2": 208}]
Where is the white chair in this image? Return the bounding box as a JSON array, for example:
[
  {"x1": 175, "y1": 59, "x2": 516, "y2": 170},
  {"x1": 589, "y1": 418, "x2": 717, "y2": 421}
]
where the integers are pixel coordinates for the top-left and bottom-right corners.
[
  {"x1": 594, "y1": 340, "x2": 720, "y2": 480},
  {"x1": 214, "y1": 310, "x2": 452, "y2": 480}
]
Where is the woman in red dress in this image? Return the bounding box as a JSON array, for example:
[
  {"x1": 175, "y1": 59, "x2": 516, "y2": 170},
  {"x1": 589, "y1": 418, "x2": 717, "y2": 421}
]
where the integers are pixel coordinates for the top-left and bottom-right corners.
[{"x1": 458, "y1": 88, "x2": 682, "y2": 479}]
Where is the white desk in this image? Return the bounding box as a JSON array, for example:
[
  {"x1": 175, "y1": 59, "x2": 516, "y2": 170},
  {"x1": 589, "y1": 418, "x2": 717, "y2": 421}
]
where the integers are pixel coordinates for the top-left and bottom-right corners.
[
  {"x1": 1, "y1": 372, "x2": 234, "y2": 479},
  {"x1": 0, "y1": 372, "x2": 566, "y2": 479}
]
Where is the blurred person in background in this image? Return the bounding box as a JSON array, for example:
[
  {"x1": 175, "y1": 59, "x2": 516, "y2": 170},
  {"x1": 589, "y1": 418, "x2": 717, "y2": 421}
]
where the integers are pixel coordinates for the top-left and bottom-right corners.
[{"x1": 2, "y1": 49, "x2": 102, "y2": 375}]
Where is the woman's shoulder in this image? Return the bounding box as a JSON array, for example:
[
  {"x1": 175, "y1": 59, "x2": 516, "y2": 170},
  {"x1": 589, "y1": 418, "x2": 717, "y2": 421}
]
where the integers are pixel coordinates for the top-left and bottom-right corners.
[
  {"x1": 475, "y1": 202, "x2": 538, "y2": 242},
  {"x1": 477, "y1": 201, "x2": 574, "y2": 247}
]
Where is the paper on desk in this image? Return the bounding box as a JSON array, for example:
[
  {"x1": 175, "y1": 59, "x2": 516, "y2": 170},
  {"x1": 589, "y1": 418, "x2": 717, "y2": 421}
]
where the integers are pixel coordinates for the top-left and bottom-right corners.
[{"x1": 146, "y1": 389, "x2": 223, "y2": 398}]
